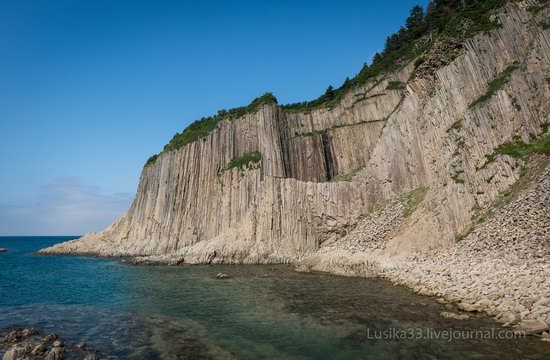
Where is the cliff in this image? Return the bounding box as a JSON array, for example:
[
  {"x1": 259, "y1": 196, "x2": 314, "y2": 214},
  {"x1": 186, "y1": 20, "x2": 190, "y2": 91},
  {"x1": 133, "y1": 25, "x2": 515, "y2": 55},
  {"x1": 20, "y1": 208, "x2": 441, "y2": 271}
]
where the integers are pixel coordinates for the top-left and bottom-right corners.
[{"x1": 41, "y1": 0, "x2": 550, "y2": 269}]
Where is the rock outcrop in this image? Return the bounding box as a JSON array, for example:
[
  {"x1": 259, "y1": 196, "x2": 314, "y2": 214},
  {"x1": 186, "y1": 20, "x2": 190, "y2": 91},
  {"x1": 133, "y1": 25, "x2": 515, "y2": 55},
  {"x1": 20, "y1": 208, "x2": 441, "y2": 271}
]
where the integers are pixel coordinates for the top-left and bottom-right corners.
[
  {"x1": 40, "y1": 1, "x2": 549, "y2": 268},
  {"x1": 0, "y1": 328, "x2": 104, "y2": 360}
]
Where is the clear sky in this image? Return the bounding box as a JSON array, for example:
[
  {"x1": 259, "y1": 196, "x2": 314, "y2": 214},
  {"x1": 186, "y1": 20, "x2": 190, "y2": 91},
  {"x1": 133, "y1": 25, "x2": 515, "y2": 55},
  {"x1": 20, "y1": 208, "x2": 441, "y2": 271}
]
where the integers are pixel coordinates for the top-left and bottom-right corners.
[{"x1": 0, "y1": 0, "x2": 427, "y2": 236}]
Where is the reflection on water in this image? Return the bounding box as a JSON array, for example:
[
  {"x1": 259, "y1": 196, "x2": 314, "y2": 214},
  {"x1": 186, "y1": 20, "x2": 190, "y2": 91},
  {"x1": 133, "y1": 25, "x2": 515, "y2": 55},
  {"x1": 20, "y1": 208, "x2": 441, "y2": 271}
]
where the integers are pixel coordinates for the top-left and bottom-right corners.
[{"x1": 0, "y1": 237, "x2": 548, "y2": 359}]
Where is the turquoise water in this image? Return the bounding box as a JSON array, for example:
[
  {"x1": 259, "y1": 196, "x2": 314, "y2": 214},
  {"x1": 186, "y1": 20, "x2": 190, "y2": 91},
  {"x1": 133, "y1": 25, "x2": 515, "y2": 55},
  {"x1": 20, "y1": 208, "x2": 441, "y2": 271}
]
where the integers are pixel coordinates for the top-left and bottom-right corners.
[{"x1": 0, "y1": 236, "x2": 548, "y2": 359}]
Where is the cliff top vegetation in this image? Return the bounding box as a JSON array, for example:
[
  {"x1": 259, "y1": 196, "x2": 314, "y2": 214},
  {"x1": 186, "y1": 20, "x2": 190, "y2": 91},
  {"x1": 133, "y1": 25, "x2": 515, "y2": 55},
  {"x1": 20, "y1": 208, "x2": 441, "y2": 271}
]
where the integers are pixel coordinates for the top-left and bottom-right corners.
[{"x1": 146, "y1": 0, "x2": 512, "y2": 166}]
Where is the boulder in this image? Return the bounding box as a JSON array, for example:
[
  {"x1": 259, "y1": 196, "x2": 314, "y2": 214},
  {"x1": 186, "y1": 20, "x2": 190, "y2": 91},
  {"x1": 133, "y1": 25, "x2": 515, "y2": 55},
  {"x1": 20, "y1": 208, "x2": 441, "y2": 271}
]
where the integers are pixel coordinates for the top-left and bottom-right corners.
[
  {"x1": 43, "y1": 333, "x2": 58, "y2": 343},
  {"x1": 83, "y1": 354, "x2": 99, "y2": 360},
  {"x1": 31, "y1": 343, "x2": 45, "y2": 355},
  {"x1": 2, "y1": 345, "x2": 30, "y2": 360},
  {"x1": 21, "y1": 328, "x2": 37, "y2": 338},
  {"x1": 458, "y1": 302, "x2": 479, "y2": 312},
  {"x1": 44, "y1": 346, "x2": 64, "y2": 360},
  {"x1": 294, "y1": 265, "x2": 311, "y2": 273},
  {"x1": 531, "y1": 307, "x2": 550, "y2": 318},
  {"x1": 518, "y1": 320, "x2": 549, "y2": 335}
]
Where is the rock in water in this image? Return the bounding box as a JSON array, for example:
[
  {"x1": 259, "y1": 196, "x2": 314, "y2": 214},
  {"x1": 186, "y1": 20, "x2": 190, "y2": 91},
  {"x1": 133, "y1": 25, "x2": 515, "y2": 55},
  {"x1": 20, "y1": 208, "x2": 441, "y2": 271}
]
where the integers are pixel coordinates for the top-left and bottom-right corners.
[
  {"x1": 44, "y1": 346, "x2": 64, "y2": 360},
  {"x1": 83, "y1": 354, "x2": 99, "y2": 360},
  {"x1": 215, "y1": 273, "x2": 230, "y2": 279},
  {"x1": 295, "y1": 265, "x2": 311, "y2": 273},
  {"x1": 0, "y1": 248, "x2": 7, "y2": 253},
  {"x1": 440, "y1": 312, "x2": 469, "y2": 320},
  {"x1": 43, "y1": 333, "x2": 58, "y2": 343},
  {"x1": 2, "y1": 345, "x2": 29, "y2": 360},
  {"x1": 31, "y1": 343, "x2": 45, "y2": 355}
]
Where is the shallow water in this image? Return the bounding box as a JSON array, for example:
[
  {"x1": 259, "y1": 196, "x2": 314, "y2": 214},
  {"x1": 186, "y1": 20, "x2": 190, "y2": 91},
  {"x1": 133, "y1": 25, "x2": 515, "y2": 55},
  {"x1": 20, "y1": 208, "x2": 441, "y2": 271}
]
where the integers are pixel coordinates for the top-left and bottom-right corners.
[{"x1": 0, "y1": 236, "x2": 548, "y2": 359}]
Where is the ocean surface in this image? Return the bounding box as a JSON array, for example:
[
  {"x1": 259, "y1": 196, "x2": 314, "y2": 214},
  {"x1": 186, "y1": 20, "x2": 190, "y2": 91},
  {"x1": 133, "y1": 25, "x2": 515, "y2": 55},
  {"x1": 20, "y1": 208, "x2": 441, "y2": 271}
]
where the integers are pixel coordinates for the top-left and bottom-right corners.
[{"x1": 0, "y1": 236, "x2": 548, "y2": 359}]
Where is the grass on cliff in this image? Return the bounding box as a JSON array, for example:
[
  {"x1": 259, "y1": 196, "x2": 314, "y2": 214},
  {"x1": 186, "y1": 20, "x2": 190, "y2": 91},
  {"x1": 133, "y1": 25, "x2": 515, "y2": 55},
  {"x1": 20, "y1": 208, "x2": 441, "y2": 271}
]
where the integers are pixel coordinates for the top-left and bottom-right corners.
[
  {"x1": 480, "y1": 130, "x2": 550, "y2": 169},
  {"x1": 469, "y1": 62, "x2": 520, "y2": 109},
  {"x1": 330, "y1": 166, "x2": 365, "y2": 182},
  {"x1": 527, "y1": 0, "x2": 550, "y2": 15},
  {"x1": 401, "y1": 187, "x2": 429, "y2": 217},
  {"x1": 293, "y1": 119, "x2": 387, "y2": 138},
  {"x1": 222, "y1": 151, "x2": 262, "y2": 172},
  {"x1": 466, "y1": 128, "x2": 550, "y2": 240},
  {"x1": 146, "y1": 0, "x2": 511, "y2": 164},
  {"x1": 386, "y1": 81, "x2": 407, "y2": 90},
  {"x1": 447, "y1": 120, "x2": 463, "y2": 133},
  {"x1": 145, "y1": 93, "x2": 276, "y2": 166},
  {"x1": 457, "y1": 155, "x2": 550, "y2": 242},
  {"x1": 451, "y1": 173, "x2": 465, "y2": 184}
]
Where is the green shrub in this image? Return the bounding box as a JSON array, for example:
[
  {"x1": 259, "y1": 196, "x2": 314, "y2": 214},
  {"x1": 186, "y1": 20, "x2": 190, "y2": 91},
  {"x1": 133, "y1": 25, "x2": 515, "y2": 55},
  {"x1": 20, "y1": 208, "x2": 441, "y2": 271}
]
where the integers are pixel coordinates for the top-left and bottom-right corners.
[
  {"x1": 145, "y1": 154, "x2": 159, "y2": 166},
  {"x1": 511, "y1": 96, "x2": 521, "y2": 111},
  {"x1": 479, "y1": 134, "x2": 550, "y2": 169},
  {"x1": 447, "y1": 120, "x2": 463, "y2": 133},
  {"x1": 145, "y1": 93, "x2": 276, "y2": 166},
  {"x1": 386, "y1": 81, "x2": 406, "y2": 90},
  {"x1": 527, "y1": 0, "x2": 549, "y2": 14},
  {"x1": 330, "y1": 166, "x2": 365, "y2": 182},
  {"x1": 451, "y1": 174, "x2": 465, "y2": 184},
  {"x1": 223, "y1": 151, "x2": 262, "y2": 172},
  {"x1": 469, "y1": 62, "x2": 520, "y2": 109},
  {"x1": 493, "y1": 135, "x2": 550, "y2": 158},
  {"x1": 147, "y1": 0, "x2": 512, "y2": 164},
  {"x1": 401, "y1": 187, "x2": 429, "y2": 217}
]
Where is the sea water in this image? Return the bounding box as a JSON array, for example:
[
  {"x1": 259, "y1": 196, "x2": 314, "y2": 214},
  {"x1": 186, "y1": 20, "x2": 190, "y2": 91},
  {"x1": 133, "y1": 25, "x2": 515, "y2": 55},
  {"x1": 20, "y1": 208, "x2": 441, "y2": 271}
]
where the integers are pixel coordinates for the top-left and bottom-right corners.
[{"x1": 0, "y1": 236, "x2": 548, "y2": 359}]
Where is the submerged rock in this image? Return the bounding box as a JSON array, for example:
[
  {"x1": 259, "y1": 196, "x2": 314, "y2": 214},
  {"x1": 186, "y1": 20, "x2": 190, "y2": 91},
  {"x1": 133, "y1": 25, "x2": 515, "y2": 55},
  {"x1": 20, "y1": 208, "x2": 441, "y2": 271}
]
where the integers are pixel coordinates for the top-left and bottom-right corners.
[
  {"x1": 440, "y1": 311, "x2": 469, "y2": 320},
  {"x1": 295, "y1": 265, "x2": 311, "y2": 273}
]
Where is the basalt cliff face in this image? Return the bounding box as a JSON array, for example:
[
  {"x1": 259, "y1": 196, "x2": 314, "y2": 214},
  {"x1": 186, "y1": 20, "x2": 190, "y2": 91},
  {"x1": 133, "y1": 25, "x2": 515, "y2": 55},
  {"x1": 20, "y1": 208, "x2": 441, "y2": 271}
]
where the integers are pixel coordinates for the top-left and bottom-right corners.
[
  {"x1": 40, "y1": 0, "x2": 550, "y2": 333},
  {"x1": 41, "y1": 1, "x2": 549, "y2": 268}
]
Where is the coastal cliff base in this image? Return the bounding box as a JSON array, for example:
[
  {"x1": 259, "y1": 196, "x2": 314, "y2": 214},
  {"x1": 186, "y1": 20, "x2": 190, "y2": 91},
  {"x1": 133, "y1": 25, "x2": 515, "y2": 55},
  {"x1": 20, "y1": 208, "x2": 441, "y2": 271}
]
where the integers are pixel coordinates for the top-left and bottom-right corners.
[{"x1": 298, "y1": 157, "x2": 550, "y2": 337}]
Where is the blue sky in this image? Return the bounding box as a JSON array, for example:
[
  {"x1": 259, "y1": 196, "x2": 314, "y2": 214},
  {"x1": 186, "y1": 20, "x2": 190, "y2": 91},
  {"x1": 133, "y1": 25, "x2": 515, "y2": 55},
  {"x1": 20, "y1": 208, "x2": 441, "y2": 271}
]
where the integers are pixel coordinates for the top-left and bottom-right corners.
[{"x1": 0, "y1": 0, "x2": 427, "y2": 235}]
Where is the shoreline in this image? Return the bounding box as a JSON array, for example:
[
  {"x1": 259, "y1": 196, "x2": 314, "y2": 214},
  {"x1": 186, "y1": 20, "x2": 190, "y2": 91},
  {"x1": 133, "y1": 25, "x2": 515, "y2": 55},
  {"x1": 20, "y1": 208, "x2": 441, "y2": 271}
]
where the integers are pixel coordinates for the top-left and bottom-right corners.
[
  {"x1": 34, "y1": 160, "x2": 550, "y2": 339},
  {"x1": 32, "y1": 248, "x2": 550, "y2": 339}
]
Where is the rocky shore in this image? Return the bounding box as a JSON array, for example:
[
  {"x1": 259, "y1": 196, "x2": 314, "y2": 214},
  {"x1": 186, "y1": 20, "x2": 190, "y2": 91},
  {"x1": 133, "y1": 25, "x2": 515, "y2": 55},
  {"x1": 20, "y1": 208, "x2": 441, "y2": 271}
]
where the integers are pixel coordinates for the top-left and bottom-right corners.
[
  {"x1": 299, "y1": 158, "x2": 550, "y2": 339},
  {"x1": 0, "y1": 328, "x2": 104, "y2": 360},
  {"x1": 384, "y1": 163, "x2": 550, "y2": 338}
]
